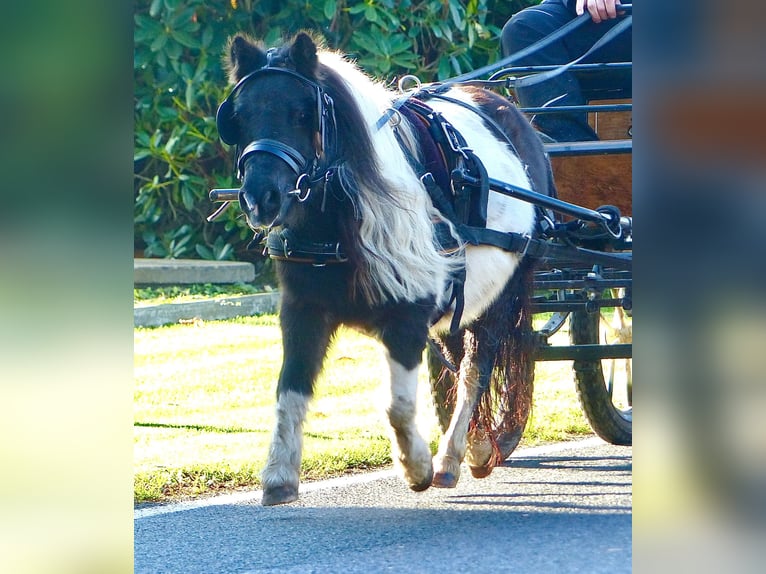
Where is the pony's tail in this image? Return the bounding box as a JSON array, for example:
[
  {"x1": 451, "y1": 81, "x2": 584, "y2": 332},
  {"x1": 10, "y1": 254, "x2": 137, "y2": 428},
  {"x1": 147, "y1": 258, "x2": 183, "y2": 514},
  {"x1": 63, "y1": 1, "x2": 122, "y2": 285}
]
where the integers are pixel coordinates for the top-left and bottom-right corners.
[
  {"x1": 428, "y1": 257, "x2": 536, "y2": 469},
  {"x1": 472, "y1": 258, "x2": 536, "y2": 466}
]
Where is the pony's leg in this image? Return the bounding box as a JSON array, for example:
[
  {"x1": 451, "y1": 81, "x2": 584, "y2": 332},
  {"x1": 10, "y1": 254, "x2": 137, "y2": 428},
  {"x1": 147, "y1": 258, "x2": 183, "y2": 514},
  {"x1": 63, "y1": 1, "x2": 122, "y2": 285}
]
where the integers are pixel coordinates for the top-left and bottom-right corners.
[
  {"x1": 385, "y1": 353, "x2": 434, "y2": 491},
  {"x1": 464, "y1": 342, "x2": 500, "y2": 478},
  {"x1": 433, "y1": 264, "x2": 534, "y2": 486},
  {"x1": 261, "y1": 305, "x2": 334, "y2": 506},
  {"x1": 432, "y1": 329, "x2": 487, "y2": 488},
  {"x1": 380, "y1": 311, "x2": 433, "y2": 491}
]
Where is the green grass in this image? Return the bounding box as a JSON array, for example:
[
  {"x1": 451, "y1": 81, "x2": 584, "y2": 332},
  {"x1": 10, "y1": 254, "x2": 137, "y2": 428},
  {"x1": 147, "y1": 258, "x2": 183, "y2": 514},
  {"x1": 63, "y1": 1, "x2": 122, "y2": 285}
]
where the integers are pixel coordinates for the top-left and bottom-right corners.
[
  {"x1": 134, "y1": 282, "x2": 274, "y2": 306},
  {"x1": 134, "y1": 314, "x2": 591, "y2": 503}
]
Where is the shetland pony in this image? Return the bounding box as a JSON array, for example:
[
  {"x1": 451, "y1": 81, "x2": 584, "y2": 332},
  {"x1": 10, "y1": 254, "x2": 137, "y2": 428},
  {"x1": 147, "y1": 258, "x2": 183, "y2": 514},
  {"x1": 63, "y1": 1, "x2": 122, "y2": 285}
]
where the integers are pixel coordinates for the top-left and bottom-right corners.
[{"x1": 217, "y1": 32, "x2": 555, "y2": 505}]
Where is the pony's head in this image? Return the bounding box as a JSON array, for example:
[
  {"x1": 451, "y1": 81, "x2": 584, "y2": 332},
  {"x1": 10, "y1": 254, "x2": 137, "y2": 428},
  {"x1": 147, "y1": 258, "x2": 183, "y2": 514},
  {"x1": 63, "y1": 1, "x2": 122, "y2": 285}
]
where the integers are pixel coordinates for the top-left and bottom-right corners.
[
  {"x1": 217, "y1": 32, "x2": 455, "y2": 306},
  {"x1": 217, "y1": 32, "x2": 337, "y2": 230}
]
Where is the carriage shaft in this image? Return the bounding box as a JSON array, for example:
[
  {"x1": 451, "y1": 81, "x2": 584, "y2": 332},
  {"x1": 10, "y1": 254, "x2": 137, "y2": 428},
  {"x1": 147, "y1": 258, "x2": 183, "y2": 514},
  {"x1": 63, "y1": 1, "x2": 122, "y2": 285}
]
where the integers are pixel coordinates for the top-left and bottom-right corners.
[{"x1": 535, "y1": 343, "x2": 632, "y2": 362}]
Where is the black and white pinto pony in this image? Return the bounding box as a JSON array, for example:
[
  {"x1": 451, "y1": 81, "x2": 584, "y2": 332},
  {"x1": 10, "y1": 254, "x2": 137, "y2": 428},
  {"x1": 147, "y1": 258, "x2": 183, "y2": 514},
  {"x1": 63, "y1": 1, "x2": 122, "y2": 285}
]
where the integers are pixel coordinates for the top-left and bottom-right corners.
[{"x1": 217, "y1": 32, "x2": 555, "y2": 506}]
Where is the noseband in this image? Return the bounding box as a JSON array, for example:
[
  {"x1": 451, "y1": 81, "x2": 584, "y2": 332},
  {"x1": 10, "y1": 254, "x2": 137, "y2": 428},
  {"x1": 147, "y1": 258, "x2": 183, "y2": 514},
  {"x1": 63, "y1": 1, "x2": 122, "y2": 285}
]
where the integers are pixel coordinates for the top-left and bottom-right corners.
[{"x1": 216, "y1": 49, "x2": 338, "y2": 187}]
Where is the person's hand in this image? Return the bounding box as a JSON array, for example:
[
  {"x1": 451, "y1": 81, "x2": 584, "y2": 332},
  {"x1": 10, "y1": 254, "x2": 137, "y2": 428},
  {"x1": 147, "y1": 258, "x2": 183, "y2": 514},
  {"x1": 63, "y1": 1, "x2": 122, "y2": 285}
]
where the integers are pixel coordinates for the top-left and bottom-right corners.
[{"x1": 575, "y1": 0, "x2": 623, "y2": 24}]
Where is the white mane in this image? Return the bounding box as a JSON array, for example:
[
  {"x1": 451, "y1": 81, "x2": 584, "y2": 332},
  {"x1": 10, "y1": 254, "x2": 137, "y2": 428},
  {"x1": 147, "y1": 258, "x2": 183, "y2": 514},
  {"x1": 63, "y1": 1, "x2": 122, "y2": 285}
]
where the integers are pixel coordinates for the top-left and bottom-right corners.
[{"x1": 318, "y1": 50, "x2": 458, "y2": 306}]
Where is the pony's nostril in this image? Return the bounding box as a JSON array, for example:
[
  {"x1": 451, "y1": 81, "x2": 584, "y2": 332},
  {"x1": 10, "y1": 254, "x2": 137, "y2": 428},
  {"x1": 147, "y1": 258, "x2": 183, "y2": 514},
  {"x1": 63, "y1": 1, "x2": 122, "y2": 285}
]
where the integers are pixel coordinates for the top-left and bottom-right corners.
[
  {"x1": 239, "y1": 191, "x2": 257, "y2": 214},
  {"x1": 264, "y1": 189, "x2": 280, "y2": 208}
]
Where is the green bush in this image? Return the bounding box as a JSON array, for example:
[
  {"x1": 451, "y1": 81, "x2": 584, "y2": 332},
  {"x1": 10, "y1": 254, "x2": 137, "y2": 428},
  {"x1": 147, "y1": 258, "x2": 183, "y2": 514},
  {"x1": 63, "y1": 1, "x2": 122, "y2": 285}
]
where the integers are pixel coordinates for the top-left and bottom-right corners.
[{"x1": 134, "y1": 0, "x2": 537, "y2": 269}]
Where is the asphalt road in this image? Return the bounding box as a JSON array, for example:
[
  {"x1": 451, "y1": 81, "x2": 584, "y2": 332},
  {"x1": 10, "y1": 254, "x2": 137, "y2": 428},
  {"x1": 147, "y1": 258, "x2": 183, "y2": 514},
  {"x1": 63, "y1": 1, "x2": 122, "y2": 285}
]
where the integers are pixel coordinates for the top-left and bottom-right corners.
[{"x1": 135, "y1": 437, "x2": 632, "y2": 573}]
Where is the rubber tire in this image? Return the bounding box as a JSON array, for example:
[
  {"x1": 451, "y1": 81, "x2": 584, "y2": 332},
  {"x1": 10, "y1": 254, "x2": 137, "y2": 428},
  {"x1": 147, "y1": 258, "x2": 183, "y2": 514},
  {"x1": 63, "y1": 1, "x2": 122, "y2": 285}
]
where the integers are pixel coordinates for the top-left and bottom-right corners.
[{"x1": 570, "y1": 306, "x2": 632, "y2": 445}]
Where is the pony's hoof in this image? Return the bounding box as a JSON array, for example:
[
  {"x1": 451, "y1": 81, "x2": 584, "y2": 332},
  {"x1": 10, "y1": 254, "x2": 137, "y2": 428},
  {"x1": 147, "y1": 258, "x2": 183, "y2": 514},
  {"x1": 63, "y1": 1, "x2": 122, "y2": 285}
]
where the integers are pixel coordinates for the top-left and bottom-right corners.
[
  {"x1": 469, "y1": 464, "x2": 494, "y2": 479},
  {"x1": 261, "y1": 484, "x2": 299, "y2": 506},
  {"x1": 408, "y1": 468, "x2": 433, "y2": 492},
  {"x1": 431, "y1": 471, "x2": 458, "y2": 488}
]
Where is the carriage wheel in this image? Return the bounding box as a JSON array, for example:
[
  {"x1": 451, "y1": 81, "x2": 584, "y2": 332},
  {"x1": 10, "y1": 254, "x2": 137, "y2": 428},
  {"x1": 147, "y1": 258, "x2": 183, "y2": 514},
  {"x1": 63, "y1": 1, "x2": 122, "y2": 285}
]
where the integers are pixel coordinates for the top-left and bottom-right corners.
[
  {"x1": 428, "y1": 323, "x2": 535, "y2": 462},
  {"x1": 570, "y1": 290, "x2": 632, "y2": 445}
]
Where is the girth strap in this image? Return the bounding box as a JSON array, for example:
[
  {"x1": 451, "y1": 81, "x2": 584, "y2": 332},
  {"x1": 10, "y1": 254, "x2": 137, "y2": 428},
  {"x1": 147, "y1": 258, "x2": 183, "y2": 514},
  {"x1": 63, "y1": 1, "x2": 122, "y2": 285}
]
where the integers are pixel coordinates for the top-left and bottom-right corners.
[{"x1": 458, "y1": 225, "x2": 631, "y2": 269}]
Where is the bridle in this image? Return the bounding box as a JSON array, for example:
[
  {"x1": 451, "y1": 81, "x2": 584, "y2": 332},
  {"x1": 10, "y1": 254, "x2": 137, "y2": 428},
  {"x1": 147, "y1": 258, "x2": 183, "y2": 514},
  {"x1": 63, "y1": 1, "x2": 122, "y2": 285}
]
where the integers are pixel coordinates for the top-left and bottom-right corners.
[{"x1": 215, "y1": 48, "x2": 339, "y2": 203}]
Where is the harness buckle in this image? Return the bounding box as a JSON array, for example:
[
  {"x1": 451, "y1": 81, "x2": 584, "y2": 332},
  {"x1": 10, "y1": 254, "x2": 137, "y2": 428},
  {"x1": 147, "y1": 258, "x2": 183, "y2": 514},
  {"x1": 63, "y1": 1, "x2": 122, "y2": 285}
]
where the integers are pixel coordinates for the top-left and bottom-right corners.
[
  {"x1": 520, "y1": 233, "x2": 533, "y2": 258},
  {"x1": 438, "y1": 115, "x2": 471, "y2": 159}
]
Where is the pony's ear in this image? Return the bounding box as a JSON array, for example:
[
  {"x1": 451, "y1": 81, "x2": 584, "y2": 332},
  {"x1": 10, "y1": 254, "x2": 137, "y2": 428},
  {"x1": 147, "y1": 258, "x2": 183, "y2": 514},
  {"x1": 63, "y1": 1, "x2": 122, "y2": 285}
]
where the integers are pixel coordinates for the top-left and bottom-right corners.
[
  {"x1": 289, "y1": 32, "x2": 319, "y2": 77},
  {"x1": 225, "y1": 34, "x2": 266, "y2": 83}
]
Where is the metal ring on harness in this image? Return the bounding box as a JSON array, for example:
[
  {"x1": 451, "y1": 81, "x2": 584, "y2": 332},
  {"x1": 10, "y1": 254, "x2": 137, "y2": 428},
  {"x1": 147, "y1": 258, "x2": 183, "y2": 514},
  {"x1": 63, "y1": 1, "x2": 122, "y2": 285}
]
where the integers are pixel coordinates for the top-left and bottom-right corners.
[
  {"x1": 398, "y1": 74, "x2": 422, "y2": 93},
  {"x1": 597, "y1": 205, "x2": 623, "y2": 240},
  {"x1": 382, "y1": 108, "x2": 402, "y2": 128},
  {"x1": 288, "y1": 173, "x2": 312, "y2": 202}
]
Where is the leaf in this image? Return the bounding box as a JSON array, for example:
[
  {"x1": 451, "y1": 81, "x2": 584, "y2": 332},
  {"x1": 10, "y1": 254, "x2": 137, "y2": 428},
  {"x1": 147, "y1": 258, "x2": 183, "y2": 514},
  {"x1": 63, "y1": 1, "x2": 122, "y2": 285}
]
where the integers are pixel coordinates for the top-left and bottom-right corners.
[
  {"x1": 163, "y1": 0, "x2": 180, "y2": 12},
  {"x1": 134, "y1": 149, "x2": 152, "y2": 162},
  {"x1": 201, "y1": 26, "x2": 213, "y2": 49},
  {"x1": 150, "y1": 33, "x2": 168, "y2": 53},
  {"x1": 449, "y1": 1, "x2": 463, "y2": 29},
  {"x1": 185, "y1": 81, "x2": 195, "y2": 109},
  {"x1": 437, "y1": 57, "x2": 450, "y2": 80},
  {"x1": 216, "y1": 243, "x2": 234, "y2": 261},
  {"x1": 351, "y1": 32, "x2": 379, "y2": 55},
  {"x1": 164, "y1": 135, "x2": 179, "y2": 154},
  {"x1": 172, "y1": 30, "x2": 199, "y2": 49},
  {"x1": 181, "y1": 185, "x2": 196, "y2": 211},
  {"x1": 195, "y1": 244, "x2": 213, "y2": 259},
  {"x1": 165, "y1": 41, "x2": 182, "y2": 60},
  {"x1": 149, "y1": 0, "x2": 163, "y2": 18},
  {"x1": 364, "y1": 5, "x2": 378, "y2": 23},
  {"x1": 323, "y1": 0, "x2": 337, "y2": 20}
]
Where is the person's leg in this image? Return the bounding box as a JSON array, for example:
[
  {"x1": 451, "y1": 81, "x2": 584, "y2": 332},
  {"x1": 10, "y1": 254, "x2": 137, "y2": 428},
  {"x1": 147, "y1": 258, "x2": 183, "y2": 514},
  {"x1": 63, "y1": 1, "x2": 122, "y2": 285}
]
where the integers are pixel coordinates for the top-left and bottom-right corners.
[
  {"x1": 502, "y1": 1, "x2": 596, "y2": 141},
  {"x1": 501, "y1": 0, "x2": 630, "y2": 141}
]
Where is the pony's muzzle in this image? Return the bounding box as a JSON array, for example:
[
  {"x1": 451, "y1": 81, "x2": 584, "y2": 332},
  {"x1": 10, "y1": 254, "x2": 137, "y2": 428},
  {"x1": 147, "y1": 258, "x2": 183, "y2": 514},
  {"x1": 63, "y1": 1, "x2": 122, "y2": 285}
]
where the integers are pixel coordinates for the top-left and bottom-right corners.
[
  {"x1": 238, "y1": 190, "x2": 261, "y2": 230},
  {"x1": 239, "y1": 187, "x2": 282, "y2": 230}
]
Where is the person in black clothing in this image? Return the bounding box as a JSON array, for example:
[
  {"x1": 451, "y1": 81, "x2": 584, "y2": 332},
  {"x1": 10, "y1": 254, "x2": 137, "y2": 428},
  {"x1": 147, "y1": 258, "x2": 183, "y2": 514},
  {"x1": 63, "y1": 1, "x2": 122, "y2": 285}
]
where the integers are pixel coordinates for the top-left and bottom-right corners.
[{"x1": 501, "y1": 0, "x2": 632, "y2": 142}]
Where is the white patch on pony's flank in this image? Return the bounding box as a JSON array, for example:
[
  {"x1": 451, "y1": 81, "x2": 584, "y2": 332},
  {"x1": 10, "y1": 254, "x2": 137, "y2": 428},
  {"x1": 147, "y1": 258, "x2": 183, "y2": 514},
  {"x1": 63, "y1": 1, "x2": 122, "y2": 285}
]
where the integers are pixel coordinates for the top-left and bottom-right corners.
[
  {"x1": 317, "y1": 50, "x2": 460, "y2": 306},
  {"x1": 431, "y1": 245, "x2": 521, "y2": 333},
  {"x1": 261, "y1": 390, "x2": 310, "y2": 491},
  {"x1": 385, "y1": 354, "x2": 433, "y2": 489},
  {"x1": 426, "y1": 87, "x2": 537, "y2": 332},
  {"x1": 434, "y1": 331, "x2": 481, "y2": 480}
]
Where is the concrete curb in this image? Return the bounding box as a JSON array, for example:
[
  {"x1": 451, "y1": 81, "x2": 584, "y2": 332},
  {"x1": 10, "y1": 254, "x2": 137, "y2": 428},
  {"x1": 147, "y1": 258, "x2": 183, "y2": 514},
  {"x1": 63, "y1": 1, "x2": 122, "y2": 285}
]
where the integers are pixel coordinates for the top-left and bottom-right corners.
[
  {"x1": 134, "y1": 258, "x2": 255, "y2": 285},
  {"x1": 134, "y1": 292, "x2": 280, "y2": 328}
]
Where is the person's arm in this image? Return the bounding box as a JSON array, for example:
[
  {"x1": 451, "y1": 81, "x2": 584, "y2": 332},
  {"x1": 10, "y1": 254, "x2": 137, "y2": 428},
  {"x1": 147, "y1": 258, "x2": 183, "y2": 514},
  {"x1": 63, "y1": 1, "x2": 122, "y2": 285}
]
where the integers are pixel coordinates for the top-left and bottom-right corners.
[{"x1": 575, "y1": 0, "x2": 623, "y2": 23}]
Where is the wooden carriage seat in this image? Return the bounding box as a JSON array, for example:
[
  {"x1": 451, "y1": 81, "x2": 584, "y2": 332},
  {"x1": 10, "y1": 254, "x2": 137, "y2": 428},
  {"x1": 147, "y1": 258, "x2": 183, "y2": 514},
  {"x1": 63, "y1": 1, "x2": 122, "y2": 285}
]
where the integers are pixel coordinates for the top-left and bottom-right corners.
[{"x1": 548, "y1": 98, "x2": 632, "y2": 217}]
